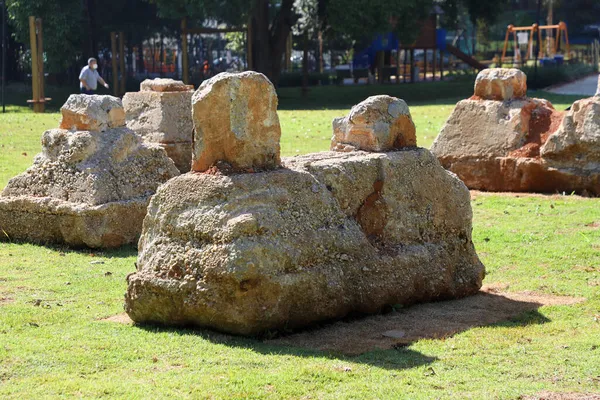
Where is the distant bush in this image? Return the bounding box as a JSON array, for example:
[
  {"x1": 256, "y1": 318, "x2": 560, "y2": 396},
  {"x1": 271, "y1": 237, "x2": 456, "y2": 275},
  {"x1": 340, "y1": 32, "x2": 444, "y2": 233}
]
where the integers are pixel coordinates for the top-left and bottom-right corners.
[
  {"x1": 277, "y1": 72, "x2": 332, "y2": 87},
  {"x1": 521, "y1": 63, "x2": 596, "y2": 89}
]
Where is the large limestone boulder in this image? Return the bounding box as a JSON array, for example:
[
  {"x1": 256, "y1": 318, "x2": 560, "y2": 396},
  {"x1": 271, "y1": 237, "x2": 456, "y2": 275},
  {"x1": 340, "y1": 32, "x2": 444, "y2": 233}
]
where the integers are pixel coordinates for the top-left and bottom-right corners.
[
  {"x1": 125, "y1": 150, "x2": 484, "y2": 335},
  {"x1": 0, "y1": 95, "x2": 179, "y2": 248},
  {"x1": 191, "y1": 71, "x2": 281, "y2": 172},
  {"x1": 125, "y1": 89, "x2": 483, "y2": 335},
  {"x1": 474, "y1": 68, "x2": 527, "y2": 101},
  {"x1": 331, "y1": 95, "x2": 417, "y2": 152},
  {"x1": 123, "y1": 79, "x2": 194, "y2": 172},
  {"x1": 431, "y1": 69, "x2": 600, "y2": 195}
]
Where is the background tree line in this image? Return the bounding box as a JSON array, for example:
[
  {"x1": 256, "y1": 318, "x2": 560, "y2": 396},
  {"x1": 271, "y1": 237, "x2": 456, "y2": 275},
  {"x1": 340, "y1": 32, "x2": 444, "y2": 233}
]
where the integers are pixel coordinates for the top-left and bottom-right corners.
[{"x1": 3, "y1": 0, "x2": 597, "y2": 85}]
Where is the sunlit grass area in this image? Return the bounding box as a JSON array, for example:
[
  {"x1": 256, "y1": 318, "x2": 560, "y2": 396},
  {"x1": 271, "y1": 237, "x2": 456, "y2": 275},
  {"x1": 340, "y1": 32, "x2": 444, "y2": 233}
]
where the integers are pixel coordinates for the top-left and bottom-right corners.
[{"x1": 1, "y1": 87, "x2": 598, "y2": 399}]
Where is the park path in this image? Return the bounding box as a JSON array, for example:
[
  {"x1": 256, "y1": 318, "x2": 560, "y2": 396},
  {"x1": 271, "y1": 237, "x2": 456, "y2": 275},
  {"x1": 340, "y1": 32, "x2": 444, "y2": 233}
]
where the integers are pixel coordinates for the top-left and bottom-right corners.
[{"x1": 546, "y1": 73, "x2": 599, "y2": 96}]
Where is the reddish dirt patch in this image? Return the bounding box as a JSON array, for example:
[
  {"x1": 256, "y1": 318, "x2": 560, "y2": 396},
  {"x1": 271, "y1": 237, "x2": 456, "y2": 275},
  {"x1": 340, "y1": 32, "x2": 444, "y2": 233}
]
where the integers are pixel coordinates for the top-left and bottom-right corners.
[
  {"x1": 266, "y1": 284, "x2": 584, "y2": 355},
  {"x1": 509, "y1": 102, "x2": 564, "y2": 158},
  {"x1": 522, "y1": 392, "x2": 600, "y2": 400},
  {"x1": 355, "y1": 180, "x2": 386, "y2": 239}
]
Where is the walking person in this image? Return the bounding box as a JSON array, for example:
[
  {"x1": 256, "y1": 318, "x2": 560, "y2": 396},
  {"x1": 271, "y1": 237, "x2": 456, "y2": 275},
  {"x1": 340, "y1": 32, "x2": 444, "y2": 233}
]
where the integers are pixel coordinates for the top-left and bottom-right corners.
[{"x1": 79, "y1": 58, "x2": 109, "y2": 95}]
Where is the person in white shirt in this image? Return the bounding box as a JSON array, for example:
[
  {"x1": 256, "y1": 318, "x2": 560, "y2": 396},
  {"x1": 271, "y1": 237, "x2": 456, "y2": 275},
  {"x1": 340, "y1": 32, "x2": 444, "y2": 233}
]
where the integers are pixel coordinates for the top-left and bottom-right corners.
[{"x1": 79, "y1": 58, "x2": 109, "y2": 94}]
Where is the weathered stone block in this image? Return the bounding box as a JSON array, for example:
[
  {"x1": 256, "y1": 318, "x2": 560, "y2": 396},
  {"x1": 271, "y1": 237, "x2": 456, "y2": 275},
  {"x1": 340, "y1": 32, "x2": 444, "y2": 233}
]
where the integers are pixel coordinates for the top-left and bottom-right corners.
[
  {"x1": 140, "y1": 78, "x2": 194, "y2": 92},
  {"x1": 123, "y1": 88, "x2": 194, "y2": 172},
  {"x1": 474, "y1": 68, "x2": 527, "y2": 101},
  {"x1": 59, "y1": 94, "x2": 125, "y2": 132},
  {"x1": 331, "y1": 95, "x2": 416, "y2": 152},
  {"x1": 191, "y1": 71, "x2": 281, "y2": 172},
  {"x1": 432, "y1": 70, "x2": 600, "y2": 195}
]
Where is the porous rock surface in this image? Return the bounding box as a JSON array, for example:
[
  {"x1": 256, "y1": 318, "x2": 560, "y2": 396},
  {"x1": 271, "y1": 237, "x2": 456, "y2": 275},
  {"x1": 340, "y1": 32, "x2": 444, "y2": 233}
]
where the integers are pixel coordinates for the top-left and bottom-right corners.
[
  {"x1": 431, "y1": 69, "x2": 600, "y2": 195},
  {"x1": 123, "y1": 79, "x2": 194, "y2": 172},
  {"x1": 59, "y1": 94, "x2": 125, "y2": 132},
  {"x1": 140, "y1": 78, "x2": 194, "y2": 92},
  {"x1": 0, "y1": 95, "x2": 179, "y2": 248},
  {"x1": 331, "y1": 95, "x2": 417, "y2": 152},
  {"x1": 473, "y1": 68, "x2": 527, "y2": 101},
  {"x1": 125, "y1": 150, "x2": 484, "y2": 335},
  {"x1": 191, "y1": 71, "x2": 281, "y2": 172}
]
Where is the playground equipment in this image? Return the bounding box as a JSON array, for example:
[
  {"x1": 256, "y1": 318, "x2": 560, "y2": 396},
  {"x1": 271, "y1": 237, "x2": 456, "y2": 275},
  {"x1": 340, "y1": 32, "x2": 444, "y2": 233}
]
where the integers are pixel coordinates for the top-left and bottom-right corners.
[
  {"x1": 501, "y1": 22, "x2": 570, "y2": 64},
  {"x1": 27, "y1": 16, "x2": 50, "y2": 113}
]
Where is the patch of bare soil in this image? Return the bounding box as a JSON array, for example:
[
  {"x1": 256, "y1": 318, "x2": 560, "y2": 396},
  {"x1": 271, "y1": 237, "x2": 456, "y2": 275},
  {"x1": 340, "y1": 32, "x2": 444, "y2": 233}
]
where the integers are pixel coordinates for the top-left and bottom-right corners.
[
  {"x1": 266, "y1": 284, "x2": 585, "y2": 355},
  {"x1": 522, "y1": 392, "x2": 600, "y2": 400},
  {"x1": 0, "y1": 296, "x2": 13, "y2": 305},
  {"x1": 100, "y1": 313, "x2": 133, "y2": 324}
]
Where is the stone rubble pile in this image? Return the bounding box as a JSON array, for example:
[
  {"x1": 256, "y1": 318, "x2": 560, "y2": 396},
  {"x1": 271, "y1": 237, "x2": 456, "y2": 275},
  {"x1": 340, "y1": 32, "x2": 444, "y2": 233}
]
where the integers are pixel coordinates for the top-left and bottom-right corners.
[{"x1": 0, "y1": 94, "x2": 179, "y2": 248}]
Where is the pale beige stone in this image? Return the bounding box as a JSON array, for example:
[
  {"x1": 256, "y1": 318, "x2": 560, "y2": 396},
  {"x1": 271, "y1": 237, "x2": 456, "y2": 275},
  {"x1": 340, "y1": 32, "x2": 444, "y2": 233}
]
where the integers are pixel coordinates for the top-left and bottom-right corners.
[
  {"x1": 331, "y1": 95, "x2": 416, "y2": 152},
  {"x1": 140, "y1": 78, "x2": 194, "y2": 92},
  {"x1": 59, "y1": 94, "x2": 125, "y2": 132},
  {"x1": 191, "y1": 71, "x2": 281, "y2": 172},
  {"x1": 474, "y1": 68, "x2": 527, "y2": 101},
  {"x1": 123, "y1": 89, "x2": 194, "y2": 172}
]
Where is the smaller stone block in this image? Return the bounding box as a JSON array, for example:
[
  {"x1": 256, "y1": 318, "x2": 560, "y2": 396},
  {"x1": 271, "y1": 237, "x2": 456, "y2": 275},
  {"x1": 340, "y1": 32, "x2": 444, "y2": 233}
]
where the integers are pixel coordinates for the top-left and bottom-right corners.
[
  {"x1": 191, "y1": 71, "x2": 281, "y2": 172},
  {"x1": 474, "y1": 68, "x2": 527, "y2": 101},
  {"x1": 59, "y1": 94, "x2": 125, "y2": 132},
  {"x1": 140, "y1": 78, "x2": 194, "y2": 92},
  {"x1": 331, "y1": 95, "x2": 416, "y2": 152}
]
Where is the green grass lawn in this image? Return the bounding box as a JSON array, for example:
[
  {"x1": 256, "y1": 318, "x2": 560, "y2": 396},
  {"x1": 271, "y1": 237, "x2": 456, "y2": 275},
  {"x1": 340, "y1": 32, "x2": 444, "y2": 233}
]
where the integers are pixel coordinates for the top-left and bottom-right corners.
[{"x1": 1, "y1": 86, "x2": 598, "y2": 399}]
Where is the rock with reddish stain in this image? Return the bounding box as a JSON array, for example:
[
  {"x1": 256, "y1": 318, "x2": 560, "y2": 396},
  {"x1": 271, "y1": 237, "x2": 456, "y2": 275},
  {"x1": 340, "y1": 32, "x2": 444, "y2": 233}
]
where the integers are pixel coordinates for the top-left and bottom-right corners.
[
  {"x1": 191, "y1": 71, "x2": 281, "y2": 172},
  {"x1": 59, "y1": 94, "x2": 126, "y2": 132},
  {"x1": 473, "y1": 68, "x2": 527, "y2": 101},
  {"x1": 0, "y1": 96, "x2": 179, "y2": 248},
  {"x1": 432, "y1": 70, "x2": 600, "y2": 195},
  {"x1": 125, "y1": 149, "x2": 484, "y2": 335},
  {"x1": 331, "y1": 95, "x2": 417, "y2": 152}
]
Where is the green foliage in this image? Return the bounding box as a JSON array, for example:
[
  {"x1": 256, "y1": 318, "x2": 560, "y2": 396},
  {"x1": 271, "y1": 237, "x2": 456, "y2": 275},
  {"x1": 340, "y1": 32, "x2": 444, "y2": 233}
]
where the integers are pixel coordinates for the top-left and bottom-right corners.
[
  {"x1": 277, "y1": 71, "x2": 332, "y2": 87},
  {"x1": 439, "y1": 0, "x2": 510, "y2": 28},
  {"x1": 326, "y1": 0, "x2": 431, "y2": 45},
  {"x1": 149, "y1": 0, "x2": 251, "y2": 25},
  {"x1": 6, "y1": 0, "x2": 83, "y2": 72},
  {"x1": 224, "y1": 31, "x2": 246, "y2": 54}
]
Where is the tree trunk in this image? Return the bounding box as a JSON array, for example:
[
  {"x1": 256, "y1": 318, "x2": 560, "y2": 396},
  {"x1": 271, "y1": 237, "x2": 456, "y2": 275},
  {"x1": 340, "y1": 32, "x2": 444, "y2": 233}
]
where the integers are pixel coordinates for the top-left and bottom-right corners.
[
  {"x1": 250, "y1": 0, "x2": 297, "y2": 86},
  {"x1": 302, "y1": 31, "x2": 309, "y2": 97},
  {"x1": 83, "y1": 0, "x2": 98, "y2": 58}
]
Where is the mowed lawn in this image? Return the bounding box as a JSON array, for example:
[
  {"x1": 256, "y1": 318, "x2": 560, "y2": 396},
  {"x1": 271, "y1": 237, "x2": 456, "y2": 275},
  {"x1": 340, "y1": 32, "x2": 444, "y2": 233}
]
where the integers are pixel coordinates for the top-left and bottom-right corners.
[{"x1": 1, "y1": 87, "x2": 599, "y2": 399}]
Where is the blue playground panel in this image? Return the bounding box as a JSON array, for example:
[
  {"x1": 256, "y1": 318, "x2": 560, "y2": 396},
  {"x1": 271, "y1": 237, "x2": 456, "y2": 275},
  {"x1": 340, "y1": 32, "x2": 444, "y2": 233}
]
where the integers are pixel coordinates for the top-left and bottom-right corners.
[{"x1": 352, "y1": 29, "x2": 448, "y2": 69}]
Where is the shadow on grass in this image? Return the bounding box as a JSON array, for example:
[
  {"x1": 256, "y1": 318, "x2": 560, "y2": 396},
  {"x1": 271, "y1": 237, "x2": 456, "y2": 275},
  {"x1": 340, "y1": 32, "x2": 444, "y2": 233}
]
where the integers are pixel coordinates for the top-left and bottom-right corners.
[
  {"x1": 128, "y1": 289, "x2": 557, "y2": 370},
  {"x1": 0, "y1": 239, "x2": 137, "y2": 259}
]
